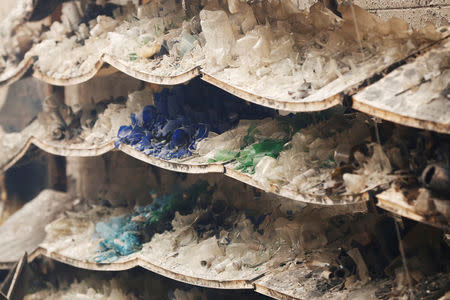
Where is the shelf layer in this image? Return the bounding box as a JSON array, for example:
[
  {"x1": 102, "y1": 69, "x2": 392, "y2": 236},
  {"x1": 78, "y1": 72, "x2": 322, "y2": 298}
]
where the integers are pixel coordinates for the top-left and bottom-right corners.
[
  {"x1": 32, "y1": 57, "x2": 105, "y2": 87},
  {"x1": 21, "y1": 36, "x2": 449, "y2": 135},
  {"x1": 31, "y1": 138, "x2": 115, "y2": 157},
  {"x1": 0, "y1": 57, "x2": 33, "y2": 87},
  {"x1": 1, "y1": 6, "x2": 447, "y2": 132},
  {"x1": 0, "y1": 129, "x2": 373, "y2": 206},
  {"x1": 32, "y1": 246, "x2": 257, "y2": 290},
  {"x1": 118, "y1": 144, "x2": 224, "y2": 174},
  {"x1": 0, "y1": 190, "x2": 75, "y2": 269},
  {"x1": 33, "y1": 202, "x2": 271, "y2": 290},
  {"x1": 224, "y1": 166, "x2": 369, "y2": 206},
  {"x1": 19, "y1": 189, "x2": 367, "y2": 295},
  {"x1": 27, "y1": 238, "x2": 450, "y2": 300},
  {"x1": 103, "y1": 54, "x2": 201, "y2": 86},
  {"x1": 254, "y1": 262, "x2": 384, "y2": 300},
  {"x1": 5, "y1": 119, "x2": 446, "y2": 216},
  {"x1": 1, "y1": 188, "x2": 446, "y2": 299},
  {"x1": 201, "y1": 73, "x2": 342, "y2": 112},
  {"x1": 30, "y1": 54, "x2": 201, "y2": 87},
  {"x1": 353, "y1": 37, "x2": 450, "y2": 134},
  {"x1": 11, "y1": 36, "x2": 445, "y2": 122},
  {"x1": 377, "y1": 186, "x2": 449, "y2": 231}
]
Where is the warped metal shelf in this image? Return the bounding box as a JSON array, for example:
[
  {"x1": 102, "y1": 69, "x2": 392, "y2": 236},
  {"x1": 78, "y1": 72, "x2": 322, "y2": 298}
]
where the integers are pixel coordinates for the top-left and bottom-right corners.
[
  {"x1": 0, "y1": 190, "x2": 368, "y2": 298},
  {"x1": 377, "y1": 186, "x2": 449, "y2": 231},
  {"x1": 1, "y1": 9, "x2": 446, "y2": 137},
  {"x1": 353, "y1": 37, "x2": 450, "y2": 134}
]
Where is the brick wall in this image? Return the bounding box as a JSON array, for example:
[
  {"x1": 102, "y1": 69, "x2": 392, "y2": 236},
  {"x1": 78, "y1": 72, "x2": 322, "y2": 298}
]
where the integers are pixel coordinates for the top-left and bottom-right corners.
[
  {"x1": 353, "y1": 0, "x2": 449, "y2": 28},
  {"x1": 293, "y1": 0, "x2": 449, "y2": 28}
]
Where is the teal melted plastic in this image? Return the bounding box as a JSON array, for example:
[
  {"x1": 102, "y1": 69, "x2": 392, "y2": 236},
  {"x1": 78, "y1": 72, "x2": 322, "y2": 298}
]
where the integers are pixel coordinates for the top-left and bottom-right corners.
[{"x1": 93, "y1": 181, "x2": 211, "y2": 263}]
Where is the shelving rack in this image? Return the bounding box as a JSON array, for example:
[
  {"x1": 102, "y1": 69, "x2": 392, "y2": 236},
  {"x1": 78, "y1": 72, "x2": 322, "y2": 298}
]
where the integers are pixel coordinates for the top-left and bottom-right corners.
[{"x1": 0, "y1": 0, "x2": 449, "y2": 299}]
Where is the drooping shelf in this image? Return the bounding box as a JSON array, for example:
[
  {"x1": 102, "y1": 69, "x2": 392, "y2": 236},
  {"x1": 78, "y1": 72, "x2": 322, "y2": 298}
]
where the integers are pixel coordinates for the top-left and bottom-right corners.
[
  {"x1": 0, "y1": 0, "x2": 62, "y2": 86},
  {"x1": 102, "y1": 54, "x2": 201, "y2": 86},
  {"x1": 31, "y1": 54, "x2": 201, "y2": 87},
  {"x1": 377, "y1": 185, "x2": 449, "y2": 231},
  {"x1": 0, "y1": 57, "x2": 34, "y2": 87},
  {"x1": 0, "y1": 176, "x2": 447, "y2": 299},
  {"x1": 353, "y1": 37, "x2": 450, "y2": 134},
  {"x1": 1, "y1": 1, "x2": 448, "y2": 134},
  {"x1": 0, "y1": 186, "x2": 369, "y2": 295},
  {"x1": 0, "y1": 190, "x2": 75, "y2": 269},
  {"x1": 223, "y1": 167, "x2": 369, "y2": 206}
]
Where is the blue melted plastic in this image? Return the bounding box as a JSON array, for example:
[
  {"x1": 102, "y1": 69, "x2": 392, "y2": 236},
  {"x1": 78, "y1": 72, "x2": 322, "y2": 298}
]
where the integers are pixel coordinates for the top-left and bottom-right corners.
[{"x1": 115, "y1": 85, "x2": 273, "y2": 160}]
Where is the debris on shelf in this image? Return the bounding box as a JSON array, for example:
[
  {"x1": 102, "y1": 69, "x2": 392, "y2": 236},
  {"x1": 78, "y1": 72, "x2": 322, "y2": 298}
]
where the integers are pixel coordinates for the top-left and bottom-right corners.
[
  {"x1": 198, "y1": 112, "x2": 395, "y2": 199},
  {"x1": 374, "y1": 124, "x2": 450, "y2": 227},
  {"x1": 38, "y1": 91, "x2": 127, "y2": 144},
  {"x1": 200, "y1": 1, "x2": 445, "y2": 102},
  {"x1": 0, "y1": 0, "x2": 34, "y2": 36},
  {"x1": 145, "y1": 195, "x2": 308, "y2": 274},
  {"x1": 107, "y1": 0, "x2": 204, "y2": 77},
  {"x1": 24, "y1": 1, "x2": 114, "y2": 80},
  {"x1": 114, "y1": 84, "x2": 272, "y2": 160},
  {"x1": 38, "y1": 174, "x2": 449, "y2": 299},
  {"x1": 32, "y1": 2, "x2": 126, "y2": 80},
  {"x1": 198, "y1": 110, "x2": 450, "y2": 210},
  {"x1": 31, "y1": 0, "x2": 204, "y2": 81},
  {"x1": 201, "y1": 113, "x2": 314, "y2": 172},
  {"x1": 40, "y1": 175, "x2": 363, "y2": 280}
]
